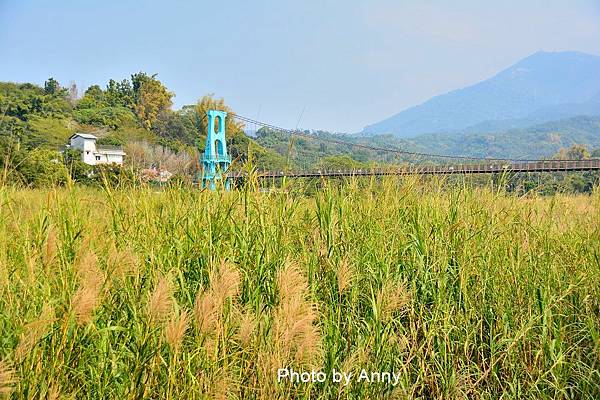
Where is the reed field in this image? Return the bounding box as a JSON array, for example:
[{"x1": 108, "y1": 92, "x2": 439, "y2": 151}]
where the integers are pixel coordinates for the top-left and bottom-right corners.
[{"x1": 0, "y1": 177, "x2": 599, "y2": 399}]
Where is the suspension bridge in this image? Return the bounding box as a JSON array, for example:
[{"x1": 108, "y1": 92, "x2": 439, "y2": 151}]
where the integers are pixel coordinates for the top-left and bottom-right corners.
[
  {"x1": 198, "y1": 110, "x2": 600, "y2": 188},
  {"x1": 227, "y1": 159, "x2": 600, "y2": 178}
]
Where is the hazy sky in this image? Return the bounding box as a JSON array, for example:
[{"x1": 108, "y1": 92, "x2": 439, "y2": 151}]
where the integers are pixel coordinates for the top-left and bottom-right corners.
[{"x1": 1, "y1": 0, "x2": 599, "y2": 132}]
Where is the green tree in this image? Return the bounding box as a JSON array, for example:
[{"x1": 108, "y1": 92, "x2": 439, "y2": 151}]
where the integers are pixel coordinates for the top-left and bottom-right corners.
[
  {"x1": 555, "y1": 144, "x2": 591, "y2": 160},
  {"x1": 75, "y1": 83, "x2": 137, "y2": 129},
  {"x1": 105, "y1": 79, "x2": 134, "y2": 108},
  {"x1": 82, "y1": 85, "x2": 104, "y2": 101},
  {"x1": 133, "y1": 76, "x2": 173, "y2": 129},
  {"x1": 152, "y1": 110, "x2": 198, "y2": 145},
  {"x1": 131, "y1": 72, "x2": 151, "y2": 98},
  {"x1": 19, "y1": 148, "x2": 69, "y2": 187},
  {"x1": 74, "y1": 106, "x2": 136, "y2": 129},
  {"x1": 319, "y1": 155, "x2": 366, "y2": 170},
  {"x1": 44, "y1": 78, "x2": 59, "y2": 95},
  {"x1": 1, "y1": 82, "x2": 70, "y2": 121}
]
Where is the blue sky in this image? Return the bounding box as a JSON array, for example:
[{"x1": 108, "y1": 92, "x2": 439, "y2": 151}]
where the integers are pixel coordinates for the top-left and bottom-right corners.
[{"x1": 1, "y1": 0, "x2": 599, "y2": 132}]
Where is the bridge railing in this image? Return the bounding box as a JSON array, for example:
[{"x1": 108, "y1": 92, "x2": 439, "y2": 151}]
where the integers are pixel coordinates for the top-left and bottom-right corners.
[{"x1": 225, "y1": 159, "x2": 600, "y2": 179}]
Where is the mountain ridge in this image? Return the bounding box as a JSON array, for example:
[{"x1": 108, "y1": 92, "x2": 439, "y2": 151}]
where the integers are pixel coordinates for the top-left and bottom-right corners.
[
  {"x1": 362, "y1": 51, "x2": 600, "y2": 137},
  {"x1": 395, "y1": 114, "x2": 600, "y2": 160}
]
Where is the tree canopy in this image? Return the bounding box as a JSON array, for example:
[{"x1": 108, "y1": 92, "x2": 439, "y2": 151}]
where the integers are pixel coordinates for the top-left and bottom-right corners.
[{"x1": 0, "y1": 74, "x2": 288, "y2": 186}]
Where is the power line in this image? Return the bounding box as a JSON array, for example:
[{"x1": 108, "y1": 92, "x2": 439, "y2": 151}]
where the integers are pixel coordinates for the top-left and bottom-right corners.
[{"x1": 232, "y1": 114, "x2": 547, "y2": 163}]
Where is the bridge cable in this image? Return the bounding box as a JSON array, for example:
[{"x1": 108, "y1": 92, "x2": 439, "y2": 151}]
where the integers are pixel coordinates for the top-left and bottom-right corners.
[{"x1": 232, "y1": 114, "x2": 556, "y2": 163}]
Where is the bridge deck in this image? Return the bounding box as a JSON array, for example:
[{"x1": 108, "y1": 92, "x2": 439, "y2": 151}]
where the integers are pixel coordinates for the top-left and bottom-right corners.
[{"x1": 228, "y1": 159, "x2": 600, "y2": 179}]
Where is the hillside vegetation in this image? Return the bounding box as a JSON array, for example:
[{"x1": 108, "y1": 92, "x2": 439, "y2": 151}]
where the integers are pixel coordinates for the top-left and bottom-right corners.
[
  {"x1": 257, "y1": 116, "x2": 600, "y2": 166},
  {"x1": 1, "y1": 179, "x2": 599, "y2": 398},
  {"x1": 0, "y1": 76, "x2": 286, "y2": 186},
  {"x1": 403, "y1": 116, "x2": 600, "y2": 160},
  {"x1": 2, "y1": 76, "x2": 600, "y2": 194}
]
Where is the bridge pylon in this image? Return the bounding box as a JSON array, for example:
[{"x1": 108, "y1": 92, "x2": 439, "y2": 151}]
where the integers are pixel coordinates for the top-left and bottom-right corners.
[{"x1": 200, "y1": 110, "x2": 232, "y2": 190}]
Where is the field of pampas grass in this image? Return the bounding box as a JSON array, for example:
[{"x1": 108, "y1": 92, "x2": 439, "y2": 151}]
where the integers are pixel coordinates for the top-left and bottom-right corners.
[{"x1": 0, "y1": 177, "x2": 600, "y2": 399}]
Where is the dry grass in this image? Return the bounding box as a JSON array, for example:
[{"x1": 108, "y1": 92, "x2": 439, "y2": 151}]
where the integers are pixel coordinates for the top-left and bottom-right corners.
[
  {"x1": 108, "y1": 246, "x2": 139, "y2": 280},
  {"x1": 147, "y1": 275, "x2": 173, "y2": 324},
  {"x1": 194, "y1": 261, "x2": 240, "y2": 335},
  {"x1": 236, "y1": 309, "x2": 257, "y2": 346},
  {"x1": 71, "y1": 251, "x2": 105, "y2": 325},
  {"x1": 273, "y1": 263, "x2": 322, "y2": 367},
  {"x1": 1, "y1": 180, "x2": 599, "y2": 398},
  {"x1": 15, "y1": 304, "x2": 55, "y2": 360},
  {"x1": 164, "y1": 310, "x2": 189, "y2": 351},
  {"x1": 337, "y1": 258, "x2": 353, "y2": 295},
  {"x1": 0, "y1": 360, "x2": 16, "y2": 396},
  {"x1": 376, "y1": 280, "x2": 411, "y2": 322}
]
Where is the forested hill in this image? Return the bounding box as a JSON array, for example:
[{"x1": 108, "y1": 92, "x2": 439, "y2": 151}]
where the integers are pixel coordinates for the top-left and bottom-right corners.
[
  {"x1": 0, "y1": 75, "x2": 288, "y2": 186},
  {"x1": 404, "y1": 115, "x2": 600, "y2": 160},
  {"x1": 253, "y1": 115, "x2": 600, "y2": 169}
]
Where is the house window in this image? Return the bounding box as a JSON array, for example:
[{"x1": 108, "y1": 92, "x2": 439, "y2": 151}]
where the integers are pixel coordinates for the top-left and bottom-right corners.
[
  {"x1": 86, "y1": 151, "x2": 90, "y2": 154},
  {"x1": 96, "y1": 156, "x2": 101, "y2": 161}
]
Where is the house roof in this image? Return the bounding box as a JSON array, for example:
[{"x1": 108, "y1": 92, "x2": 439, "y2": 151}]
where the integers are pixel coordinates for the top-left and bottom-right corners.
[
  {"x1": 69, "y1": 133, "x2": 98, "y2": 140},
  {"x1": 96, "y1": 145, "x2": 126, "y2": 155}
]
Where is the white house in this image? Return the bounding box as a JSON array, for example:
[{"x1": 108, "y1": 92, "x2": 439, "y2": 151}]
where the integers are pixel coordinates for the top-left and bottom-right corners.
[{"x1": 68, "y1": 133, "x2": 126, "y2": 166}]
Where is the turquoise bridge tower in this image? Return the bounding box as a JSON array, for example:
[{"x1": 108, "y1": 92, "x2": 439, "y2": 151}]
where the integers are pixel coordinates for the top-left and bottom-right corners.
[{"x1": 201, "y1": 110, "x2": 232, "y2": 190}]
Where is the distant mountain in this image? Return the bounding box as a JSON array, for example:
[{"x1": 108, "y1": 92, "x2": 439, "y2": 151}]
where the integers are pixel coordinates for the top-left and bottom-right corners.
[
  {"x1": 461, "y1": 91, "x2": 600, "y2": 133},
  {"x1": 362, "y1": 51, "x2": 600, "y2": 137}
]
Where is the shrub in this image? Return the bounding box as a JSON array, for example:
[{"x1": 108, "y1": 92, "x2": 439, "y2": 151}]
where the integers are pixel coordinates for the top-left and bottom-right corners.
[
  {"x1": 19, "y1": 148, "x2": 69, "y2": 187},
  {"x1": 73, "y1": 106, "x2": 137, "y2": 129}
]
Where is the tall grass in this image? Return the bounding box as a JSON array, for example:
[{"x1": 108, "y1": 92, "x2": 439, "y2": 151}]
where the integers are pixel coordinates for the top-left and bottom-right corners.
[{"x1": 0, "y1": 177, "x2": 599, "y2": 399}]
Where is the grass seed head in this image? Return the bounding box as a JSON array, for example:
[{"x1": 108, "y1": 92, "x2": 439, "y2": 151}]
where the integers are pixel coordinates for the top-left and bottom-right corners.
[
  {"x1": 211, "y1": 260, "x2": 241, "y2": 303},
  {"x1": 236, "y1": 309, "x2": 257, "y2": 346},
  {"x1": 71, "y1": 286, "x2": 101, "y2": 325},
  {"x1": 26, "y1": 255, "x2": 37, "y2": 282},
  {"x1": 76, "y1": 251, "x2": 105, "y2": 292},
  {"x1": 194, "y1": 292, "x2": 219, "y2": 334},
  {"x1": 293, "y1": 323, "x2": 322, "y2": 367},
  {"x1": 377, "y1": 280, "x2": 411, "y2": 322},
  {"x1": 256, "y1": 350, "x2": 284, "y2": 396},
  {"x1": 71, "y1": 251, "x2": 105, "y2": 325},
  {"x1": 15, "y1": 304, "x2": 56, "y2": 360},
  {"x1": 108, "y1": 246, "x2": 139, "y2": 280},
  {"x1": 194, "y1": 261, "x2": 241, "y2": 335},
  {"x1": 0, "y1": 360, "x2": 16, "y2": 396},
  {"x1": 205, "y1": 371, "x2": 232, "y2": 400},
  {"x1": 276, "y1": 262, "x2": 306, "y2": 304},
  {"x1": 337, "y1": 258, "x2": 353, "y2": 295},
  {"x1": 147, "y1": 275, "x2": 173, "y2": 324},
  {"x1": 42, "y1": 228, "x2": 58, "y2": 267},
  {"x1": 273, "y1": 263, "x2": 322, "y2": 366},
  {"x1": 165, "y1": 310, "x2": 189, "y2": 351},
  {"x1": 47, "y1": 384, "x2": 61, "y2": 400}
]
